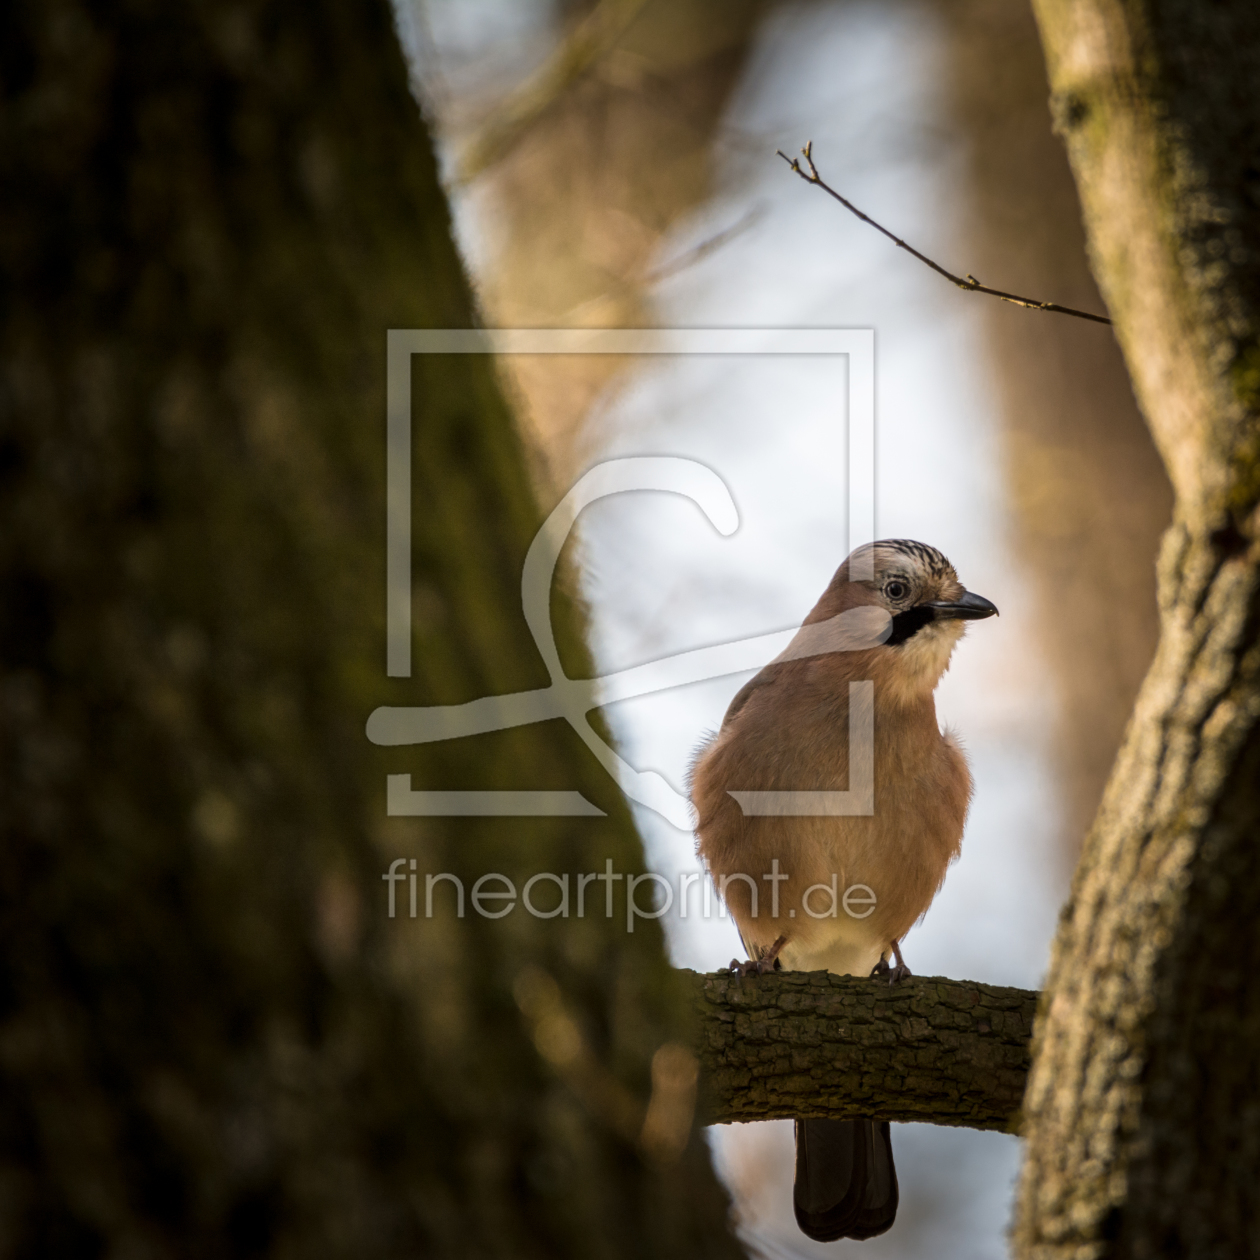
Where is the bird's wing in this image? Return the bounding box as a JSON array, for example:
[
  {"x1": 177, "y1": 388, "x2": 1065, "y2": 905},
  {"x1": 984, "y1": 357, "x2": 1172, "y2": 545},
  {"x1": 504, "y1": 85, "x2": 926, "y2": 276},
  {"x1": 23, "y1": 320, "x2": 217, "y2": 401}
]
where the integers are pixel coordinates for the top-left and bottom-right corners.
[
  {"x1": 720, "y1": 662, "x2": 783, "y2": 729},
  {"x1": 721, "y1": 606, "x2": 887, "y2": 731}
]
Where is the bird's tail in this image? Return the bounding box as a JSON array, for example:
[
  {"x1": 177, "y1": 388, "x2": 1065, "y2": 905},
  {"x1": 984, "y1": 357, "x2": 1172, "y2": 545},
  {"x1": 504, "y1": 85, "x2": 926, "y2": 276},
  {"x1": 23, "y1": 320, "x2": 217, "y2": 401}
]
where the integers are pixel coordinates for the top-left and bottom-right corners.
[{"x1": 793, "y1": 1117, "x2": 898, "y2": 1241}]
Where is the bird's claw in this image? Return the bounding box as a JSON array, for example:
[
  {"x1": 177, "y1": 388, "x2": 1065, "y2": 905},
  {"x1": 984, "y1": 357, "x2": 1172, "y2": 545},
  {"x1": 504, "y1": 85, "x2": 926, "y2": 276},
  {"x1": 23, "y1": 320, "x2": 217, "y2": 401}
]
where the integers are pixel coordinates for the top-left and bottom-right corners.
[
  {"x1": 729, "y1": 934, "x2": 788, "y2": 978},
  {"x1": 728, "y1": 956, "x2": 778, "y2": 977},
  {"x1": 888, "y1": 940, "x2": 912, "y2": 985},
  {"x1": 870, "y1": 956, "x2": 912, "y2": 985}
]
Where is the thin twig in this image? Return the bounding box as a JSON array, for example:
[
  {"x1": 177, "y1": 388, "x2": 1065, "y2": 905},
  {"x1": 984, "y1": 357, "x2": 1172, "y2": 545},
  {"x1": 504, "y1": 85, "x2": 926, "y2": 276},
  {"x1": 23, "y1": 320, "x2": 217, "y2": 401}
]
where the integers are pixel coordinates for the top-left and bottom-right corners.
[{"x1": 777, "y1": 142, "x2": 1112, "y2": 326}]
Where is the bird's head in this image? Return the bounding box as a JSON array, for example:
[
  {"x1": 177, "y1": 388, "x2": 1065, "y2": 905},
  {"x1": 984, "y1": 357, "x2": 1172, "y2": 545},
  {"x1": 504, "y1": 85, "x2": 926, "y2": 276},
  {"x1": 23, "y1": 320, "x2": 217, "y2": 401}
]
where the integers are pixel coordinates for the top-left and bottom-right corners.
[{"x1": 816, "y1": 539, "x2": 998, "y2": 703}]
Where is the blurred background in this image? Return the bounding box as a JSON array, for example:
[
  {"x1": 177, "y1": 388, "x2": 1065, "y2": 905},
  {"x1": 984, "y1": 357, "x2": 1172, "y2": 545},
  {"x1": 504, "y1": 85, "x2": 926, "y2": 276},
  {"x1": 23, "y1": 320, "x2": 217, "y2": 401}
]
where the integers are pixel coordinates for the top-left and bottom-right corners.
[{"x1": 395, "y1": 0, "x2": 1171, "y2": 1255}]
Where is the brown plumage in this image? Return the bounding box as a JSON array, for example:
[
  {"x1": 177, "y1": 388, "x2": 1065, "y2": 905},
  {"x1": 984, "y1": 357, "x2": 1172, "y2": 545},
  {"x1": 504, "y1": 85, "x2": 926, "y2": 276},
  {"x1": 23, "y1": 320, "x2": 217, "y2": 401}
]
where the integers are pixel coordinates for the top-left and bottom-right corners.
[{"x1": 690, "y1": 539, "x2": 997, "y2": 1241}]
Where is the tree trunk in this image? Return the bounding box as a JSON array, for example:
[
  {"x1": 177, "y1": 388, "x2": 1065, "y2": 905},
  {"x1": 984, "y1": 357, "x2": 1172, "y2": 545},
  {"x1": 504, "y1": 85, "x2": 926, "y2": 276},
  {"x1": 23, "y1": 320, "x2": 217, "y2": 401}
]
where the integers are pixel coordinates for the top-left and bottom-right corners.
[
  {"x1": 0, "y1": 2, "x2": 742, "y2": 1256},
  {"x1": 1014, "y1": 3, "x2": 1260, "y2": 1256},
  {"x1": 688, "y1": 970, "x2": 1036, "y2": 1132}
]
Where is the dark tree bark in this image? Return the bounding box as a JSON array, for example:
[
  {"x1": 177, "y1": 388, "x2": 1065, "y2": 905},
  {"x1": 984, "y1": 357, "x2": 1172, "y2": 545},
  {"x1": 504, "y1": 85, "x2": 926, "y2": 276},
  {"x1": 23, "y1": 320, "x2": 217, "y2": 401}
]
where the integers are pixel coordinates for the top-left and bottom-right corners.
[
  {"x1": 1013, "y1": 2, "x2": 1260, "y2": 1256},
  {"x1": 0, "y1": 2, "x2": 743, "y2": 1256},
  {"x1": 687, "y1": 971, "x2": 1036, "y2": 1132}
]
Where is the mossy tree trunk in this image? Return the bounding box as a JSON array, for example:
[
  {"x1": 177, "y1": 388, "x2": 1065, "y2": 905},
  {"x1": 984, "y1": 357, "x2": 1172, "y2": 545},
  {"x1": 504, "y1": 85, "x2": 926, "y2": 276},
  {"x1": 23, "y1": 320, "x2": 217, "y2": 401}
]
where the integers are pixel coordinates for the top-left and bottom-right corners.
[
  {"x1": 0, "y1": 2, "x2": 743, "y2": 1256},
  {"x1": 1014, "y1": 3, "x2": 1260, "y2": 1256}
]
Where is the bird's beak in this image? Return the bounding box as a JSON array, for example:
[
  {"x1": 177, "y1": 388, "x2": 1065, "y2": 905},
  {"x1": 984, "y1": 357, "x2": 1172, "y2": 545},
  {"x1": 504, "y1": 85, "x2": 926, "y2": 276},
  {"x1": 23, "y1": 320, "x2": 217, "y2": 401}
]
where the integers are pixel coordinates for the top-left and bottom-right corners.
[{"x1": 926, "y1": 590, "x2": 999, "y2": 621}]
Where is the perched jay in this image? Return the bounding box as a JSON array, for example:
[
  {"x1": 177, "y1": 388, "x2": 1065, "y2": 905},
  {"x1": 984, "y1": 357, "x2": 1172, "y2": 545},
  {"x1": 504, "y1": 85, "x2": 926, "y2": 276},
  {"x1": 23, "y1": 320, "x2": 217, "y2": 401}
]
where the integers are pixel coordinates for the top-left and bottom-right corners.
[{"x1": 690, "y1": 539, "x2": 997, "y2": 1242}]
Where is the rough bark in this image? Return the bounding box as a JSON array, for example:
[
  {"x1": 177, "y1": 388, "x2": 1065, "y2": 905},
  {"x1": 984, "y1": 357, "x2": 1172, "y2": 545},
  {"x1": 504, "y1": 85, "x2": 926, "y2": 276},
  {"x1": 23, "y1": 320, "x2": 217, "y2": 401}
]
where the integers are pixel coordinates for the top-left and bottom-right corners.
[
  {"x1": 1014, "y1": 3, "x2": 1260, "y2": 1257},
  {"x1": 0, "y1": 2, "x2": 743, "y2": 1256},
  {"x1": 686, "y1": 970, "x2": 1036, "y2": 1133}
]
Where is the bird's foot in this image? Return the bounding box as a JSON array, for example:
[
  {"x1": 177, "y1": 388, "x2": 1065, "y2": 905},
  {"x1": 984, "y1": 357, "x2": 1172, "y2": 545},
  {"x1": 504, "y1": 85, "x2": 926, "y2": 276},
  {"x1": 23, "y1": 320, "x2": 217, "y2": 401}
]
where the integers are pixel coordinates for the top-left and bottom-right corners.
[
  {"x1": 888, "y1": 940, "x2": 912, "y2": 985},
  {"x1": 871, "y1": 945, "x2": 913, "y2": 985},
  {"x1": 729, "y1": 934, "x2": 787, "y2": 977}
]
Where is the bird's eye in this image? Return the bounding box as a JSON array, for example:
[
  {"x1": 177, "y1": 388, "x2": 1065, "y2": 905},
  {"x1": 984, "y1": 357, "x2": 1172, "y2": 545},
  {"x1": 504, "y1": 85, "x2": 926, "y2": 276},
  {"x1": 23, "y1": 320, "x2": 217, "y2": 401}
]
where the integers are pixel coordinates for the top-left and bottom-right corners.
[{"x1": 885, "y1": 581, "x2": 907, "y2": 601}]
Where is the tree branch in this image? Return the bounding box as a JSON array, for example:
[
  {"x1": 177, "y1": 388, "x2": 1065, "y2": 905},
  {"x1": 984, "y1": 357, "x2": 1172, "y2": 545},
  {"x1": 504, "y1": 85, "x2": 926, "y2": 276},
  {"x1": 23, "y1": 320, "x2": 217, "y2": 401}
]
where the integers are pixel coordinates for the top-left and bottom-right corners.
[
  {"x1": 684, "y1": 968, "x2": 1037, "y2": 1133},
  {"x1": 778, "y1": 142, "x2": 1112, "y2": 325}
]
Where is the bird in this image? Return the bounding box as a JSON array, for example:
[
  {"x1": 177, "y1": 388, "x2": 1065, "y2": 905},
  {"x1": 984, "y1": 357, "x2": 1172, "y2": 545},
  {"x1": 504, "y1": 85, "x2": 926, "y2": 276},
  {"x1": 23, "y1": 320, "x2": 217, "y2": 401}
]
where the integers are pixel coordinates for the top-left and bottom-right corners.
[{"x1": 689, "y1": 539, "x2": 997, "y2": 1242}]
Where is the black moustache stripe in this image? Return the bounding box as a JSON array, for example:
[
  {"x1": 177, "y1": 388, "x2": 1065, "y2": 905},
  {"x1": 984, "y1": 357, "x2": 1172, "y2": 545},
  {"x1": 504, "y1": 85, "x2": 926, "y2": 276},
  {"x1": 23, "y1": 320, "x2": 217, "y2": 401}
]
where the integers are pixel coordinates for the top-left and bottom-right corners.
[{"x1": 886, "y1": 606, "x2": 936, "y2": 646}]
